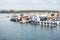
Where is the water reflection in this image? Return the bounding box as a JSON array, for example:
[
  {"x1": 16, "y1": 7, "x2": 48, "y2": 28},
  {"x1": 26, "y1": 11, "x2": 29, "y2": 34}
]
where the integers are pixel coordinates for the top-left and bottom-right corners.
[{"x1": 31, "y1": 24, "x2": 57, "y2": 32}]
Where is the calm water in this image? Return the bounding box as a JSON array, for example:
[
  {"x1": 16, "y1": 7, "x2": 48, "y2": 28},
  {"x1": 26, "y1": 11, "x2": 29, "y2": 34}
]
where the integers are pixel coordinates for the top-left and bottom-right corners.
[{"x1": 0, "y1": 14, "x2": 60, "y2": 40}]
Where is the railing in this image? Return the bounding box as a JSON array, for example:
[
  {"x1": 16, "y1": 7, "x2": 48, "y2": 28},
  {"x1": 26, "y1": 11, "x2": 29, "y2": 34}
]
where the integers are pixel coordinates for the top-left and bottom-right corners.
[{"x1": 33, "y1": 21, "x2": 58, "y2": 26}]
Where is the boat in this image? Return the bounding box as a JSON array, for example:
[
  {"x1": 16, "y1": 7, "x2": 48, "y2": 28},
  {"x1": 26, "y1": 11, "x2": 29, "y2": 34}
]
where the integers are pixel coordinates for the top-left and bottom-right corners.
[
  {"x1": 19, "y1": 14, "x2": 30, "y2": 23},
  {"x1": 29, "y1": 14, "x2": 57, "y2": 27},
  {"x1": 10, "y1": 14, "x2": 18, "y2": 22}
]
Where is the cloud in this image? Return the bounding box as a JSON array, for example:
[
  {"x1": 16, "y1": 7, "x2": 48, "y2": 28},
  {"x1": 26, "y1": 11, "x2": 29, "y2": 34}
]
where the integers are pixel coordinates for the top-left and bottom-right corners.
[
  {"x1": 53, "y1": 0, "x2": 57, "y2": 4},
  {"x1": 12, "y1": 0, "x2": 47, "y2": 4},
  {"x1": 0, "y1": 0, "x2": 60, "y2": 10},
  {"x1": 31, "y1": 0, "x2": 45, "y2": 3},
  {"x1": 53, "y1": 0, "x2": 60, "y2": 4}
]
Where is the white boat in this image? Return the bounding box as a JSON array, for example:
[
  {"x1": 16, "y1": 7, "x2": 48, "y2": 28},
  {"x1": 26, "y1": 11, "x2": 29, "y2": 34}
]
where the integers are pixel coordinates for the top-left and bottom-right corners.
[{"x1": 29, "y1": 14, "x2": 58, "y2": 26}]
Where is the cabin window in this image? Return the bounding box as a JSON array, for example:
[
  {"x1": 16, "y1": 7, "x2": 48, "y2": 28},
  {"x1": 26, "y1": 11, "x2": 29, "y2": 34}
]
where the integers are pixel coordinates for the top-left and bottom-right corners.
[{"x1": 40, "y1": 17, "x2": 47, "y2": 21}]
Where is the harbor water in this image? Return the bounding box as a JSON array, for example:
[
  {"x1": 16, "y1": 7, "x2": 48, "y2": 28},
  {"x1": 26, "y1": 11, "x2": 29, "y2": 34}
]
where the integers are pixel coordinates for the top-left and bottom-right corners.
[{"x1": 0, "y1": 13, "x2": 60, "y2": 40}]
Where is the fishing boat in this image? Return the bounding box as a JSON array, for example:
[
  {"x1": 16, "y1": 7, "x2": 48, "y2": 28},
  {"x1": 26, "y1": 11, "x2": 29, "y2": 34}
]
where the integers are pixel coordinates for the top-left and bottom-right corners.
[
  {"x1": 10, "y1": 14, "x2": 18, "y2": 22},
  {"x1": 19, "y1": 14, "x2": 30, "y2": 23},
  {"x1": 29, "y1": 14, "x2": 47, "y2": 24},
  {"x1": 29, "y1": 14, "x2": 58, "y2": 27}
]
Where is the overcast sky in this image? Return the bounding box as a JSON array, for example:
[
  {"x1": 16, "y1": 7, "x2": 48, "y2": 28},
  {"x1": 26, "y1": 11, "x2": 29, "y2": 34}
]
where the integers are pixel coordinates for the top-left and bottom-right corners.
[{"x1": 0, "y1": 0, "x2": 60, "y2": 10}]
